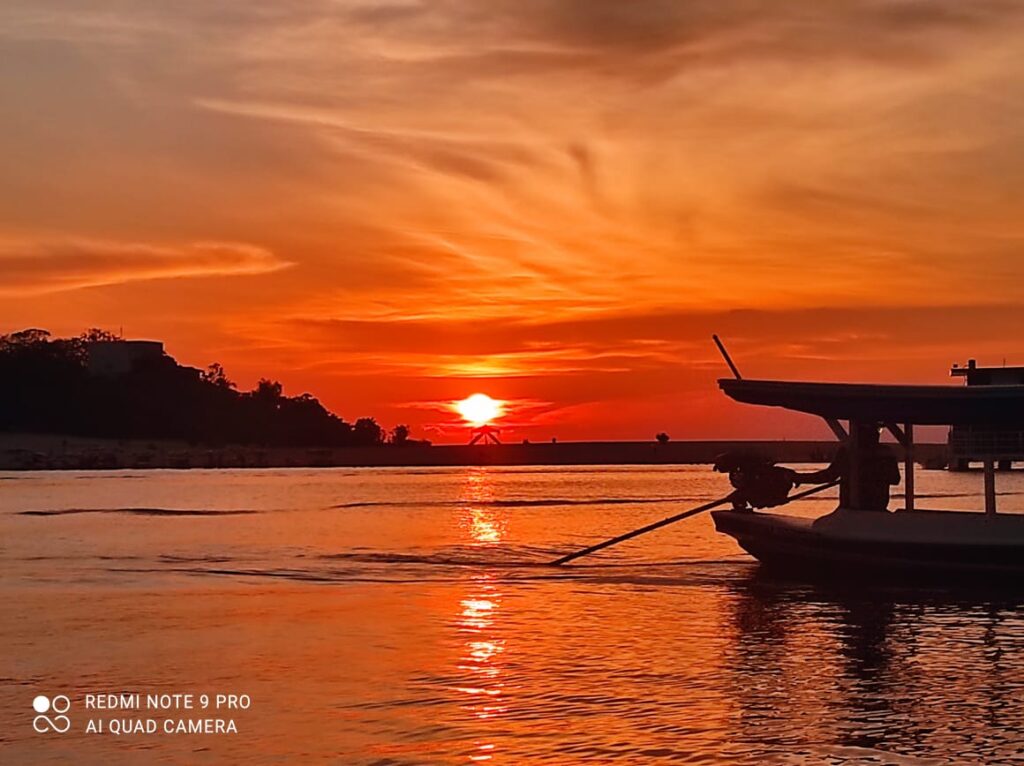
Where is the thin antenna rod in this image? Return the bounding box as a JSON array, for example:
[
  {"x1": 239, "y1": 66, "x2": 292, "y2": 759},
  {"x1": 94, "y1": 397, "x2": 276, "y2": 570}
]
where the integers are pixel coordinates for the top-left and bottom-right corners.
[
  {"x1": 711, "y1": 333, "x2": 847, "y2": 442},
  {"x1": 712, "y1": 334, "x2": 742, "y2": 379}
]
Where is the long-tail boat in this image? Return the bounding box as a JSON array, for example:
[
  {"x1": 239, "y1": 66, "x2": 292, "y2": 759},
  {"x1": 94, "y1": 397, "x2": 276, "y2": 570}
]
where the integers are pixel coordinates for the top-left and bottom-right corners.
[{"x1": 712, "y1": 378, "x2": 1024, "y2": 578}]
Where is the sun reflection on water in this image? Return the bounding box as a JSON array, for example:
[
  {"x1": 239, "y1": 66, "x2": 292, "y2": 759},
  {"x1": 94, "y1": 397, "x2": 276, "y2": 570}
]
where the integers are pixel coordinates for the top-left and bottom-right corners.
[
  {"x1": 456, "y1": 573, "x2": 507, "y2": 761},
  {"x1": 458, "y1": 469, "x2": 506, "y2": 544}
]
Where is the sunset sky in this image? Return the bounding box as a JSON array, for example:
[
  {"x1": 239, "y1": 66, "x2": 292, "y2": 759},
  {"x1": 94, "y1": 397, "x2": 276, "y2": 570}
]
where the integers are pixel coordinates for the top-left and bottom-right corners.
[{"x1": 3, "y1": 1, "x2": 1024, "y2": 441}]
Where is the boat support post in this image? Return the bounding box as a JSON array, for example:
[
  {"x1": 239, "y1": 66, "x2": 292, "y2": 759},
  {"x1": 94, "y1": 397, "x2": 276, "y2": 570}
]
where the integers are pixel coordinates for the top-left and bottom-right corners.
[
  {"x1": 849, "y1": 420, "x2": 862, "y2": 509},
  {"x1": 985, "y1": 459, "x2": 997, "y2": 515},
  {"x1": 905, "y1": 423, "x2": 914, "y2": 512},
  {"x1": 885, "y1": 422, "x2": 914, "y2": 512}
]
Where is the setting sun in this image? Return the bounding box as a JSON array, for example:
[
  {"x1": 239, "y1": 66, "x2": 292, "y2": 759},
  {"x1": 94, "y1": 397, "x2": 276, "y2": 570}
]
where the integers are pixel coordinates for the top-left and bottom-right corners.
[{"x1": 455, "y1": 394, "x2": 504, "y2": 426}]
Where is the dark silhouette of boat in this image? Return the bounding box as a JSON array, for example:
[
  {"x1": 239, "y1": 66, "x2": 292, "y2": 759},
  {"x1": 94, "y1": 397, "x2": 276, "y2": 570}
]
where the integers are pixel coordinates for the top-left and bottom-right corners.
[{"x1": 712, "y1": 378, "x2": 1024, "y2": 580}]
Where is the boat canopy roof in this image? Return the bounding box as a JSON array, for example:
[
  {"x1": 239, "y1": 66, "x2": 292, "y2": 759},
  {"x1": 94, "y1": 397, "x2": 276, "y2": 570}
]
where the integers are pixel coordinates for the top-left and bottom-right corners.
[{"x1": 719, "y1": 378, "x2": 1024, "y2": 426}]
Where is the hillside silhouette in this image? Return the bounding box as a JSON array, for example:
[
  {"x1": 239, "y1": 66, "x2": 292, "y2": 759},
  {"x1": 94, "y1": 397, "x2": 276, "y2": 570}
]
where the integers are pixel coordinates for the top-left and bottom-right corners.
[{"x1": 0, "y1": 329, "x2": 397, "y2": 447}]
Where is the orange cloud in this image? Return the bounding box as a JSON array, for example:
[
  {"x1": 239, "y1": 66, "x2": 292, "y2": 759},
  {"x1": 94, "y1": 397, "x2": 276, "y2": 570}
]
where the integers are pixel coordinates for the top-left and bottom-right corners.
[
  {"x1": 4, "y1": 2, "x2": 1024, "y2": 438},
  {"x1": 0, "y1": 239, "x2": 289, "y2": 294}
]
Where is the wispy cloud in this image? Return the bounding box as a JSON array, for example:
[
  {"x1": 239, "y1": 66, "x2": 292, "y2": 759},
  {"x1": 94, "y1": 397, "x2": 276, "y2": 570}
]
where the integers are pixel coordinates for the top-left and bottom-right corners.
[
  {"x1": 0, "y1": 239, "x2": 289, "y2": 294},
  {"x1": 4, "y1": 1, "x2": 1024, "y2": 436}
]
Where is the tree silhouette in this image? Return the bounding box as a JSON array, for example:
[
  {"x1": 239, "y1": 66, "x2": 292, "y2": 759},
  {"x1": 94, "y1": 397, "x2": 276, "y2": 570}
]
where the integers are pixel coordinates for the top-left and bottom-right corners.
[
  {"x1": 1, "y1": 328, "x2": 51, "y2": 348},
  {"x1": 354, "y1": 417, "x2": 384, "y2": 445},
  {"x1": 0, "y1": 329, "x2": 399, "y2": 448},
  {"x1": 201, "y1": 363, "x2": 235, "y2": 390},
  {"x1": 656, "y1": 432, "x2": 670, "y2": 444},
  {"x1": 391, "y1": 424, "x2": 411, "y2": 445},
  {"x1": 253, "y1": 378, "x2": 283, "y2": 403},
  {"x1": 79, "y1": 328, "x2": 120, "y2": 343}
]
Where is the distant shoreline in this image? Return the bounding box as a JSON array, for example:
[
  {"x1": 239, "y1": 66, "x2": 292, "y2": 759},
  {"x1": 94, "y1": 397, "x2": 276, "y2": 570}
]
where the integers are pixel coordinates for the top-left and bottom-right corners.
[{"x1": 0, "y1": 433, "x2": 948, "y2": 471}]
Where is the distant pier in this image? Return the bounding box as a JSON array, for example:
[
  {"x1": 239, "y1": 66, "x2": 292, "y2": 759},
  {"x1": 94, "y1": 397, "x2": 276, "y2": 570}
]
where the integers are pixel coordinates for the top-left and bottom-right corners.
[{"x1": 0, "y1": 434, "x2": 948, "y2": 471}]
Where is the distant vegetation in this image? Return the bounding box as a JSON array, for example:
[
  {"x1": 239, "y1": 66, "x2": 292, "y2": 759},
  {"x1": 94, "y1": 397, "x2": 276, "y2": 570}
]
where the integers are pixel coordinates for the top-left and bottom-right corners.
[{"x1": 0, "y1": 328, "x2": 416, "y2": 447}]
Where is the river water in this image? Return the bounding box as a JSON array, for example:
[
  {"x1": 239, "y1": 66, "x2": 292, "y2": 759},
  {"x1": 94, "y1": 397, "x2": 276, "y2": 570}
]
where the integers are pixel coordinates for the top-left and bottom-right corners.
[{"x1": 3, "y1": 465, "x2": 1024, "y2": 764}]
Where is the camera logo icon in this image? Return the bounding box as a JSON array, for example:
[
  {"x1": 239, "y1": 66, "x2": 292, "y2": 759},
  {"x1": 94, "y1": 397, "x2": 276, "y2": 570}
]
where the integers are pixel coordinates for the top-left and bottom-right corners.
[{"x1": 32, "y1": 695, "x2": 71, "y2": 734}]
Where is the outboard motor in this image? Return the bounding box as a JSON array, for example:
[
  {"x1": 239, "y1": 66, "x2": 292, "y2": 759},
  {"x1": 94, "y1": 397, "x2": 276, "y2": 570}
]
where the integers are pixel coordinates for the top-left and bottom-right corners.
[{"x1": 713, "y1": 451, "x2": 796, "y2": 511}]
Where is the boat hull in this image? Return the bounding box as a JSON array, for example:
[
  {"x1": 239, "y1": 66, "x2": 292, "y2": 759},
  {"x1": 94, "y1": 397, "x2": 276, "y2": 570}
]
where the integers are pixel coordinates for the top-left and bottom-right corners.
[{"x1": 712, "y1": 508, "x2": 1024, "y2": 580}]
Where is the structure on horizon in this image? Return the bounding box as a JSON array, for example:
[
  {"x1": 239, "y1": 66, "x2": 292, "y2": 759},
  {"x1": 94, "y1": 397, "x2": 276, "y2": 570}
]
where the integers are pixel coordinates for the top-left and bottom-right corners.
[
  {"x1": 949, "y1": 359, "x2": 1024, "y2": 470},
  {"x1": 468, "y1": 425, "x2": 501, "y2": 445}
]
